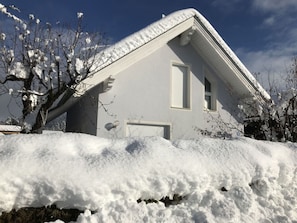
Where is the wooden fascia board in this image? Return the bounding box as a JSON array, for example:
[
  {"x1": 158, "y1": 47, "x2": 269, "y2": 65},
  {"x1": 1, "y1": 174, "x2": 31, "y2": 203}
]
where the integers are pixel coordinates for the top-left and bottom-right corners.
[{"x1": 192, "y1": 35, "x2": 249, "y2": 96}]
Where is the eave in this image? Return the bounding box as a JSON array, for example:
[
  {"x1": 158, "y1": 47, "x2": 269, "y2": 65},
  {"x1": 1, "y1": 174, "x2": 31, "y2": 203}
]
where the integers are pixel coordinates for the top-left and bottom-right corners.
[{"x1": 190, "y1": 16, "x2": 270, "y2": 105}]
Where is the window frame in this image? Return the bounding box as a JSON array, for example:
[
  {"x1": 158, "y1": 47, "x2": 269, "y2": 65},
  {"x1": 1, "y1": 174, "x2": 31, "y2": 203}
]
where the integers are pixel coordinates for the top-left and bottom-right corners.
[
  {"x1": 170, "y1": 62, "x2": 191, "y2": 110},
  {"x1": 204, "y1": 69, "x2": 217, "y2": 111}
]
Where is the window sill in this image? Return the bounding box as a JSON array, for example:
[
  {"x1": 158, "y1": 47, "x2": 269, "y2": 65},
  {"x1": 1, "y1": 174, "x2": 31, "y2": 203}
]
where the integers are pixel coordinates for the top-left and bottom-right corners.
[{"x1": 171, "y1": 107, "x2": 192, "y2": 111}]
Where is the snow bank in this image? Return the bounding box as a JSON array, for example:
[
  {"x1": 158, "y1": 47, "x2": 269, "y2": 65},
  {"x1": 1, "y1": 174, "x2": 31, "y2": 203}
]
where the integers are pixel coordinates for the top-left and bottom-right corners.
[{"x1": 0, "y1": 133, "x2": 296, "y2": 222}]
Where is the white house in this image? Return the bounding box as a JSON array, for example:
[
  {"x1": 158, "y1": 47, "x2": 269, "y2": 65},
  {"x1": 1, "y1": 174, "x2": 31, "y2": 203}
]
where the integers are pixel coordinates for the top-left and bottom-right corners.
[{"x1": 48, "y1": 8, "x2": 270, "y2": 140}]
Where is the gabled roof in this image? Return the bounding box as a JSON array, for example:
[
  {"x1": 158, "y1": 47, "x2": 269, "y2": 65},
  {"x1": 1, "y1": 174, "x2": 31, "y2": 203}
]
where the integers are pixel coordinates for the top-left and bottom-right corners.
[{"x1": 48, "y1": 8, "x2": 271, "y2": 121}]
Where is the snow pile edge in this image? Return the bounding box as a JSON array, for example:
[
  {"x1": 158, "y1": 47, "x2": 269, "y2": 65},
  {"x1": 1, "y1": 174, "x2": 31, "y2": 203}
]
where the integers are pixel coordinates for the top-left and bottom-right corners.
[{"x1": 0, "y1": 134, "x2": 296, "y2": 222}]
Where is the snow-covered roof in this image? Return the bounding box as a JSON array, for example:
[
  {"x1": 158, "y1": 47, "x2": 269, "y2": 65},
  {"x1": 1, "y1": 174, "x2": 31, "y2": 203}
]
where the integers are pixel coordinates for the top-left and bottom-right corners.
[
  {"x1": 48, "y1": 8, "x2": 271, "y2": 121},
  {"x1": 90, "y1": 9, "x2": 197, "y2": 72}
]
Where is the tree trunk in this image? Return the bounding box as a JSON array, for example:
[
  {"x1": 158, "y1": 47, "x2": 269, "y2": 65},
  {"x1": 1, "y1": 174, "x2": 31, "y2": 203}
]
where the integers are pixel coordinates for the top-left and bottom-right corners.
[
  {"x1": 31, "y1": 85, "x2": 68, "y2": 133},
  {"x1": 31, "y1": 108, "x2": 48, "y2": 133}
]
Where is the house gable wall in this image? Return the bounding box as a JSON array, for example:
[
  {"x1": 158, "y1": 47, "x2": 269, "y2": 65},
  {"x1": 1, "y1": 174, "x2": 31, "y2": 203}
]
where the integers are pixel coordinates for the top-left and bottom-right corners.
[{"x1": 78, "y1": 37, "x2": 242, "y2": 139}]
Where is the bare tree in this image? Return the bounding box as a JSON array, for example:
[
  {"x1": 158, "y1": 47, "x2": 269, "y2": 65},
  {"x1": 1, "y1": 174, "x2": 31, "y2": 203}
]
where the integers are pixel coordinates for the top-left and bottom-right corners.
[{"x1": 0, "y1": 4, "x2": 106, "y2": 132}]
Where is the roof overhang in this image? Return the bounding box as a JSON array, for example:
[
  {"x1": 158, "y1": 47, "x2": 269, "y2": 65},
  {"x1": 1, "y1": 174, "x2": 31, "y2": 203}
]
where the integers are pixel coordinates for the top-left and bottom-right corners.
[{"x1": 190, "y1": 17, "x2": 270, "y2": 104}]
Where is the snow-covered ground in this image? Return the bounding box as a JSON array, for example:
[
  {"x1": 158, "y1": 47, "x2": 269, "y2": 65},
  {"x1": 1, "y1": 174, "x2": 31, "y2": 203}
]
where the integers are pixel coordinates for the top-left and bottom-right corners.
[{"x1": 0, "y1": 133, "x2": 296, "y2": 223}]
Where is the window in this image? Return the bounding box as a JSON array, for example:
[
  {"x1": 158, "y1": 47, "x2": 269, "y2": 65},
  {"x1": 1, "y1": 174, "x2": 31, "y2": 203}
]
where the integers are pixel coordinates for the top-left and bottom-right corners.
[
  {"x1": 171, "y1": 64, "x2": 190, "y2": 109},
  {"x1": 204, "y1": 77, "x2": 216, "y2": 110}
]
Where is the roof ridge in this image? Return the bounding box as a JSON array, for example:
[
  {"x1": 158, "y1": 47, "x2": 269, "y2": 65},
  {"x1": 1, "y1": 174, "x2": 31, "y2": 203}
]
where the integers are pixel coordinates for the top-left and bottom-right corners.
[{"x1": 90, "y1": 8, "x2": 198, "y2": 73}]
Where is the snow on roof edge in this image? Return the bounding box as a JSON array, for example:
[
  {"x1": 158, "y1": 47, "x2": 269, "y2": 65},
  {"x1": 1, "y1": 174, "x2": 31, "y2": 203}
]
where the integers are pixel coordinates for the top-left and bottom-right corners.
[
  {"x1": 91, "y1": 8, "x2": 197, "y2": 71},
  {"x1": 192, "y1": 10, "x2": 271, "y2": 102}
]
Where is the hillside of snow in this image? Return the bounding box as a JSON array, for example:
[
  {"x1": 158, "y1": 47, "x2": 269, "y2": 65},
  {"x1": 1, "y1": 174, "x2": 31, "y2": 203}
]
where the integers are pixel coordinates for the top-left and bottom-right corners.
[{"x1": 0, "y1": 133, "x2": 296, "y2": 223}]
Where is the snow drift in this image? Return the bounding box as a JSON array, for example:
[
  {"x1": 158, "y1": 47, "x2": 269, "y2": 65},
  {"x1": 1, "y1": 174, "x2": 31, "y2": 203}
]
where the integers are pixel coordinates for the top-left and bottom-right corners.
[{"x1": 0, "y1": 133, "x2": 296, "y2": 222}]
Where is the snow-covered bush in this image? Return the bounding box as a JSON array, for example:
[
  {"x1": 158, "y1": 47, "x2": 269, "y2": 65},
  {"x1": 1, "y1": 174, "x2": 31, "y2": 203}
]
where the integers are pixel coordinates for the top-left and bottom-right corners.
[
  {"x1": 243, "y1": 58, "x2": 297, "y2": 142},
  {"x1": 244, "y1": 89, "x2": 297, "y2": 142}
]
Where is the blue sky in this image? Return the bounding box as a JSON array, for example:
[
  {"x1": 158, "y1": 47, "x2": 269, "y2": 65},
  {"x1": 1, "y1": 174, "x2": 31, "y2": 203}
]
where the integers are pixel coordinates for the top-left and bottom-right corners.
[{"x1": 1, "y1": 0, "x2": 297, "y2": 86}]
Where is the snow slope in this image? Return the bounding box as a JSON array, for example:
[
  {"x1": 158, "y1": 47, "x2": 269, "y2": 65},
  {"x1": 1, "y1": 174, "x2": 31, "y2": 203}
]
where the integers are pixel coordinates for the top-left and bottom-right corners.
[{"x1": 0, "y1": 133, "x2": 296, "y2": 222}]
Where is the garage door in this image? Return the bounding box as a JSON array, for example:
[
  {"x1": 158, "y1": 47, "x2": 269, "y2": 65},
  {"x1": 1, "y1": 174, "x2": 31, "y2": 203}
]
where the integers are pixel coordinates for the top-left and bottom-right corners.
[{"x1": 126, "y1": 123, "x2": 170, "y2": 139}]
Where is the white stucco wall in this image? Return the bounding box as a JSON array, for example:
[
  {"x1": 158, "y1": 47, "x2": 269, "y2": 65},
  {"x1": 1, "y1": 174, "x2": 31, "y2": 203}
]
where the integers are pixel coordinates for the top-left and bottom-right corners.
[{"x1": 90, "y1": 37, "x2": 243, "y2": 139}]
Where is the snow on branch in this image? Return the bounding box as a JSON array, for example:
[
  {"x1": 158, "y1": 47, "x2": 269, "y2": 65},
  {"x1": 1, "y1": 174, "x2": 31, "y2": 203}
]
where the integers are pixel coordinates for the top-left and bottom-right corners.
[
  {"x1": 0, "y1": 3, "x2": 106, "y2": 133},
  {"x1": 0, "y1": 3, "x2": 25, "y2": 25}
]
